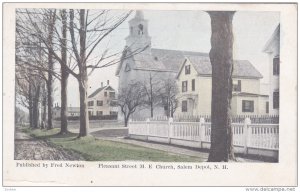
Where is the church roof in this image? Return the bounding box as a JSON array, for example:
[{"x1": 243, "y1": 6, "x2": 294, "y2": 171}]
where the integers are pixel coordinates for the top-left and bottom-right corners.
[
  {"x1": 115, "y1": 47, "x2": 209, "y2": 76},
  {"x1": 133, "y1": 53, "x2": 168, "y2": 71},
  {"x1": 88, "y1": 85, "x2": 115, "y2": 99},
  {"x1": 116, "y1": 47, "x2": 262, "y2": 79},
  {"x1": 151, "y1": 48, "x2": 208, "y2": 72},
  {"x1": 177, "y1": 55, "x2": 263, "y2": 79}
]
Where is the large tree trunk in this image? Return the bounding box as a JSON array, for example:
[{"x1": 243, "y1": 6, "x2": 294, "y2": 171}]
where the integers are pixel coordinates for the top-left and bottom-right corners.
[
  {"x1": 208, "y1": 11, "x2": 236, "y2": 162},
  {"x1": 60, "y1": 73, "x2": 69, "y2": 134},
  {"x1": 77, "y1": 9, "x2": 89, "y2": 137},
  {"x1": 78, "y1": 76, "x2": 89, "y2": 137},
  {"x1": 60, "y1": 66, "x2": 69, "y2": 134},
  {"x1": 47, "y1": 10, "x2": 55, "y2": 130},
  {"x1": 60, "y1": 9, "x2": 69, "y2": 134}
]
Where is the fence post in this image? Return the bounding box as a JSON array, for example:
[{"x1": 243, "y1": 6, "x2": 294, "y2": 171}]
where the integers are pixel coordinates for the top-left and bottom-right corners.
[
  {"x1": 168, "y1": 117, "x2": 173, "y2": 144},
  {"x1": 243, "y1": 117, "x2": 251, "y2": 155},
  {"x1": 146, "y1": 118, "x2": 150, "y2": 141},
  {"x1": 199, "y1": 117, "x2": 205, "y2": 149}
]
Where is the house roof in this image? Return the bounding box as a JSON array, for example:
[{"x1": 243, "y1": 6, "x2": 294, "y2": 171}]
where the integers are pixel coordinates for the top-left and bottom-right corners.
[
  {"x1": 263, "y1": 24, "x2": 280, "y2": 53},
  {"x1": 176, "y1": 55, "x2": 263, "y2": 79},
  {"x1": 88, "y1": 85, "x2": 115, "y2": 99}
]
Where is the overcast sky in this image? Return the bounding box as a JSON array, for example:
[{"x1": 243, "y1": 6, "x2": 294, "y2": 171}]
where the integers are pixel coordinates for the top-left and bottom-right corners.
[{"x1": 53, "y1": 10, "x2": 279, "y2": 107}]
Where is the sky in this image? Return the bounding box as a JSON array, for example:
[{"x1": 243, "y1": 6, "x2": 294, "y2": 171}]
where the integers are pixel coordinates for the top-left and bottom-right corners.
[{"x1": 53, "y1": 10, "x2": 279, "y2": 107}]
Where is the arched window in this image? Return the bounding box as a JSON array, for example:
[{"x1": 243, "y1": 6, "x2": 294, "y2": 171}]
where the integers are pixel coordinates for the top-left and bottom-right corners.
[
  {"x1": 138, "y1": 24, "x2": 144, "y2": 35},
  {"x1": 125, "y1": 63, "x2": 131, "y2": 72},
  {"x1": 130, "y1": 27, "x2": 133, "y2": 35}
]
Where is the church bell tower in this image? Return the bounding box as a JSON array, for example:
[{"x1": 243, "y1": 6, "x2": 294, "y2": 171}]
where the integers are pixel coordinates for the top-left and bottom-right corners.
[{"x1": 126, "y1": 10, "x2": 151, "y2": 54}]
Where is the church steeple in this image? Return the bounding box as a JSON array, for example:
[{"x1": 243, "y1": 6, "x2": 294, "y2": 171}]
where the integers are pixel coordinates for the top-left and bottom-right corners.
[
  {"x1": 126, "y1": 10, "x2": 151, "y2": 54},
  {"x1": 135, "y1": 10, "x2": 144, "y2": 19}
]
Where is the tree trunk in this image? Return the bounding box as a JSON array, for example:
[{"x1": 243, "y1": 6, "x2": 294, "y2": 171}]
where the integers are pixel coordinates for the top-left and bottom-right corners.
[
  {"x1": 77, "y1": 9, "x2": 89, "y2": 137},
  {"x1": 124, "y1": 114, "x2": 129, "y2": 127},
  {"x1": 124, "y1": 116, "x2": 128, "y2": 127},
  {"x1": 149, "y1": 74, "x2": 154, "y2": 118},
  {"x1": 166, "y1": 98, "x2": 170, "y2": 118},
  {"x1": 32, "y1": 84, "x2": 40, "y2": 129},
  {"x1": 78, "y1": 77, "x2": 89, "y2": 137},
  {"x1": 150, "y1": 102, "x2": 153, "y2": 118},
  {"x1": 60, "y1": 9, "x2": 69, "y2": 134},
  {"x1": 47, "y1": 79, "x2": 53, "y2": 130},
  {"x1": 42, "y1": 92, "x2": 47, "y2": 129},
  {"x1": 47, "y1": 10, "x2": 55, "y2": 130},
  {"x1": 60, "y1": 70, "x2": 69, "y2": 134},
  {"x1": 208, "y1": 11, "x2": 236, "y2": 162},
  {"x1": 28, "y1": 83, "x2": 33, "y2": 128}
]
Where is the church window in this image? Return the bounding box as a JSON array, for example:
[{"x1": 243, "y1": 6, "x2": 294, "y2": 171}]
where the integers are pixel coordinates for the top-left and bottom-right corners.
[
  {"x1": 125, "y1": 63, "x2": 131, "y2": 72},
  {"x1": 138, "y1": 24, "x2": 144, "y2": 35}
]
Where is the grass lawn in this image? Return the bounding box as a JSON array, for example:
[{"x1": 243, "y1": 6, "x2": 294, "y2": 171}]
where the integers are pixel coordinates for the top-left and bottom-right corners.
[{"x1": 26, "y1": 128, "x2": 203, "y2": 162}]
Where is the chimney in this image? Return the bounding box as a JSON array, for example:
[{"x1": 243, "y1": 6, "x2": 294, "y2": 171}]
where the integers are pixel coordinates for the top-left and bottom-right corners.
[
  {"x1": 107, "y1": 80, "x2": 109, "y2": 85},
  {"x1": 101, "y1": 82, "x2": 103, "y2": 87}
]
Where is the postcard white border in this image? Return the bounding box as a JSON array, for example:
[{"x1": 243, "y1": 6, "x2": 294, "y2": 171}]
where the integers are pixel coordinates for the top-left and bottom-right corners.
[{"x1": 2, "y1": 3, "x2": 298, "y2": 186}]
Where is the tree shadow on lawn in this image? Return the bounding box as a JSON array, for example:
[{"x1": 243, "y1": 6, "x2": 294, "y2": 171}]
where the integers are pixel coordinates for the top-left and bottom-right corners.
[{"x1": 30, "y1": 129, "x2": 78, "y2": 141}]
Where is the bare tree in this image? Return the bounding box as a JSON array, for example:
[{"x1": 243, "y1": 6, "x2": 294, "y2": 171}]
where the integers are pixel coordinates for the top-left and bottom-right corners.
[
  {"x1": 207, "y1": 11, "x2": 236, "y2": 162},
  {"x1": 17, "y1": 9, "x2": 144, "y2": 137},
  {"x1": 66, "y1": 9, "x2": 135, "y2": 137},
  {"x1": 16, "y1": 9, "x2": 59, "y2": 130},
  {"x1": 15, "y1": 23, "x2": 46, "y2": 129},
  {"x1": 117, "y1": 82, "x2": 145, "y2": 127},
  {"x1": 159, "y1": 78, "x2": 179, "y2": 118},
  {"x1": 141, "y1": 72, "x2": 162, "y2": 118}
]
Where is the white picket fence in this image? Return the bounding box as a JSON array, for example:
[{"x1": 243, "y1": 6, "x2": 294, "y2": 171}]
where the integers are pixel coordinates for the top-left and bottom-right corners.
[{"x1": 128, "y1": 118, "x2": 279, "y2": 158}]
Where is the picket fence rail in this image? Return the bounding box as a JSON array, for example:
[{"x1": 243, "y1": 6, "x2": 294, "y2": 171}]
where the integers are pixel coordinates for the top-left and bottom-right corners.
[{"x1": 128, "y1": 117, "x2": 279, "y2": 158}]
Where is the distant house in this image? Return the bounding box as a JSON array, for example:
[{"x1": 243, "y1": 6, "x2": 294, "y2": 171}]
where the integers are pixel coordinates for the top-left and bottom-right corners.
[
  {"x1": 175, "y1": 55, "x2": 269, "y2": 116},
  {"x1": 53, "y1": 104, "x2": 80, "y2": 119},
  {"x1": 87, "y1": 84, "x2": 118, "y2": 117},
  {"x1": 263, "y1": 24, "x2": 280, "y2": 115}
]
